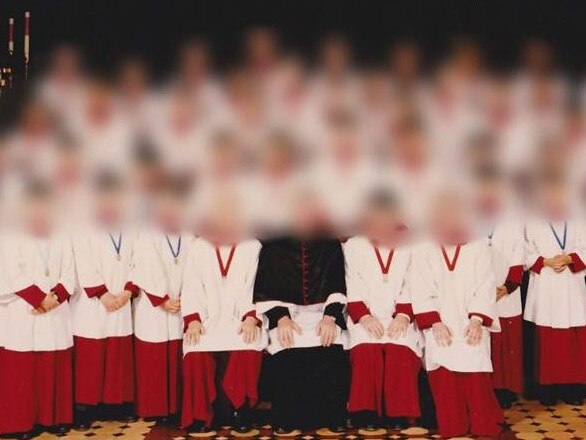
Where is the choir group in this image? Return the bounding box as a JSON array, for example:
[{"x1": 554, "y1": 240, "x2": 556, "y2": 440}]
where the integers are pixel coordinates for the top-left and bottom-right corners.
[{"x1": 1, "y1": 30, "x2": 586, "y2": 440}]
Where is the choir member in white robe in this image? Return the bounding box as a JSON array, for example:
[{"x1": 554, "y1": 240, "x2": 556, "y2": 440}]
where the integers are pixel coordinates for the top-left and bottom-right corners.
[
  {"x1": 71, "y1": 174, "x2": 138, "y2": 428},
  {"x1": 472, "y1": 169, "x2": 526, "y2": 408},
  {"x1": 344, "y1": 191, "x2": 423, "y2": 429},
  {"x1": 0, "y1": 182, "x2": 75, "y2": 439},
  {"x1": 181, "y1": 199, "x2": 265, "y2": 433},
  {"x1": 411, "y1": 192, "x2": 503, "y2": 438},
  {"x1": 130, "y1": 180, "x2": 192, "y2": 421},
  {"x1": 524, "y1": 176, "x2": 586, "y2": 405}
]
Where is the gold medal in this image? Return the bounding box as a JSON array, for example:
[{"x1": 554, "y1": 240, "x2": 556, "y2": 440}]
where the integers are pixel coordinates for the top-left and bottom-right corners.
[
  {"x1": 174, "y1": 257, "x2": 179, "y2": 265},
  {"x1": 44, "y1": 268, "x2": 50, "y2": 277},
  {"x1": 117, "y1": 254, "x2": 121, "y2": 261},
  {"x1": 383, "y1": 274, "x2": 388, "y2": 283}
]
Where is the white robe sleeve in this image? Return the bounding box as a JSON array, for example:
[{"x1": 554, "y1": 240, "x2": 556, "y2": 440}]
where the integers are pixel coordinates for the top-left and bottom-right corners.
[
  {"x1": 181, "y1": 240, "x2": 208, "y2": 328},
  {"x1": 236, "y1": 241, "x2": 261, "y2": 321},
  {"x1": 469, "y1": 244, "x2": 499, "y2": 331},
  {"x1": 73, "y1": 232, "x2": 108, "y2": 297},
  {"x1": 410, "y1": 244, "x2": 441, "y2": 329}
]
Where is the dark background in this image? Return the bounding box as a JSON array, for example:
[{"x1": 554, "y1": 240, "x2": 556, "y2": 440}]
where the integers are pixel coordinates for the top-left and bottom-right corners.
[{"x1": 1, "y1": 0, "x2": 586, "y2": 76}]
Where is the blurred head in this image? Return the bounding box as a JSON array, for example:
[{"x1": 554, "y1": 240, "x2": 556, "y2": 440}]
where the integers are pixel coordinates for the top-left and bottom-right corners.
[
  {"x1": 245, "y1": 27, "x2": 279, "y2": 69},
  {"x1": 93, "y1": 172, "x2": 127, "y2": 226},
  {"x1": 262, "y1": 132, "x2": 296, "y2": 177},
  {"x1": 361, "y1": 189, "x2": 406, "y2": 245},
  {"x1": 390, "y1": 40, "x2": 421, "y2": 81},
  {"x1": 429, "y1": 189, "x2": 472, "y2": 244},
  {"x1": 153, "y1": 176, "x2": 189, "y2": 232},
  {"x1": 320, "y1": 35, "x2": 352, "y2": 77},
  {"x1": 22, "y1": 179, "x2": 55, "y2": 235}
]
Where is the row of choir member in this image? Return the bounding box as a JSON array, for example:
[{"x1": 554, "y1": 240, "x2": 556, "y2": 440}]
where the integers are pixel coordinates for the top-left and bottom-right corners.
[{"x1": 1, "y1": 173, "x2": 585, "y2": 440}]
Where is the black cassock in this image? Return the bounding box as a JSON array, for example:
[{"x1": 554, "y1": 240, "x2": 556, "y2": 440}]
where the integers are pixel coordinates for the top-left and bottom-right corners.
[{"x1": 254, "y1": 237, "x2": 349, "y2": 430}]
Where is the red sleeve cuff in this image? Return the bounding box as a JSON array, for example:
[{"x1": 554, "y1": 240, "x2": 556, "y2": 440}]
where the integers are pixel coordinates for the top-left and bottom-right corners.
[
  {"x1": 183, "y1": 313, "x2": 201, "y2": 332},
  {"x1": 469, "y1": 313, "x2": 493, "y2": 327},
  {"x1": 569, "y1": 252, "x2": 586, "y2": 273},
  {"x1": 530, "y1": 256, "x2": 545, "y2": 274},
  {"x1": 415, "y1": 311, "x2": 441, "y2": 330},
  {"x1": 124, "y1": 281, "x2": 140, "y2": 297},
  {"x1": 506, "y1": 265, "x2": 524, "y2": 285},
  {"x1": 16, "y1": 285, "x2": 46, "y2": 309},
  {"x1": 347, "y1": 301, "x2": 371, "y2": 324},
  {"x1": 393, "y1": 303, "x2": 414, "y2": 321},
  {"x1": 242, "y1": 310, "x2": 262, "y2": 326},
  {"x1": 146, "y1": 292, "x2": 169, "y2": 307},
  {"x1": 52, "y1": 283, "x2": 70, "y2": 303},
  {"x1": 84, "y1": 284, "x2": 108, "y2": 298}
]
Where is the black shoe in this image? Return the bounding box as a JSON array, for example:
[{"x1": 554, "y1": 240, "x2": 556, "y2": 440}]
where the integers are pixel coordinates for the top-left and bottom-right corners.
[
  {"x1": 539, "y1": 396, "x2": 557, "y2": 407},
  {"x1": 561, "y1": 396, "x2": 583, "y2": 406},
  {"x1": 2, "y1": 432, "x2": 35, "y2": 440},
  {"x1": 46, "y1": 425, "x2": 70, "y2": 435},
  {"x1": 495, "y1": 389, "x2": 513, "y2": 409},
  {"x1": 74, "y1": 404, "x2": 94, "y2": 431},
  {"x1": 274, "y1": 427, "x2": 296, "y2": 435},
  {"x1": 328, "y1": 425, "x2": 346, "y2": 434},
  {"x1": 385, "y1": 417, "x2": 409, "y2": 430},
  {"x1": 416, "y1": 415, "x2": 437, "y2": 430},
  {"x1": 232, "y1": 408, "x2": 252, "y2": 433},
  {"x1": 188, "y1": 420, "x2": 212, "y2": 434},
  {"x1": 143, "y1": 416, "x2": 169, "y2": 423}
]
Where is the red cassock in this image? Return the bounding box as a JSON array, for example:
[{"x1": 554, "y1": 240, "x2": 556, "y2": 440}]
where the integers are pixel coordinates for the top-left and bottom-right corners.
[
  {"x1": 0, "y1": 232, "x2": 75, "y2": 434},
  {"x1": 524, "y1": 219, "x2": 586, "y2": 385},
  {"x1": 71, "y1": 227, "x2": 137, "y2": 406},
  {"x1": 484, "y1": 220, "x2": 525, "y2": 394},
  {"x1": 343, "y1": 237, "x2": 423, "y2": 418},
  {"x1": 180, "y1": 239, "x2": 266, "y2": 428}
]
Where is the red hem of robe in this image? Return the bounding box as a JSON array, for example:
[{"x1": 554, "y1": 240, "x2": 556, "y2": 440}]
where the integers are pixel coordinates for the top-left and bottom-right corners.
[
  {"x1": 469, "y1": 313, "x2": 493, "y2": 327},
  {"x1": 348, "y1": 343, "x2": 421, "y2": 417},
  {"x1": 84, "y1": 284, "x2": 108, "y2": 298},
  {"x1": 415, "y1": 311, "x2": 441, "y2": 330},
  {"x1": 15, "y1": 285, "x2": 46, "y2": 309},
  {"x1": 52, "y1": 283, "x2": 70, "y2": 303},
  {"x1": 393, "y1": 303, "x2": 414, "y2": 322},
  {"x1": 124, "y1": 281, "x2": 140, "y2": 297},
  {"x1": 530, "y1": 256, "x2": 544, "y2": 274},
  {"x1": 0, "y1": 348, "x2": 73, "y2": 434},
  {"x1": 569, "y1": 252, "x2": 586, "y2": 273},
  {"x1": 183, "y1": 313, "x2": 201, "y2": 332},
  {"x1": 74, "y1": 335, "x2": 134, "y2": 405},
  {"x1": 490, "y1": 315, "x2": 523, "y2": 393},
  {"x1": 146, "y1": 292, "x2": 169, "y2": 307},
  {"x1": 535, "y1": 325, "x2": 586, "y2": 384},
  {"x1": 347, "y1": 301, "x2": 371, "y2": 324},
  {"x1": 428, "y1": 367, "x2": 504, "y2": 438},
  {"x1": 134, "y1": 338, "x2": 182, "y2": 418}
]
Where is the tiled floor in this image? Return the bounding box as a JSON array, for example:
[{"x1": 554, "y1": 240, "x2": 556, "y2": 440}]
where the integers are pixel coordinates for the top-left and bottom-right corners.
[{"x1": 13, "y1": 399, "x2": 586, "y2": 439}]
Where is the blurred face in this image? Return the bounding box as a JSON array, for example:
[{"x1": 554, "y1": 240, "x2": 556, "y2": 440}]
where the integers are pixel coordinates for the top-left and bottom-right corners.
[
  {"x1": 154, "y1": 191, "x2": 183, "y2": 231},
  {"x1": 24, "y1": 196, "x2": 54, "y2": 235},
  {"x1": 363, "y1": 205, "x2": 402, "y2": 244},
  {"x1": 95, "y1": 189, "x2": 126, "y2": 225},
  {"x1": 430, "y1": 193, "x2": 471, "y2": 244}
]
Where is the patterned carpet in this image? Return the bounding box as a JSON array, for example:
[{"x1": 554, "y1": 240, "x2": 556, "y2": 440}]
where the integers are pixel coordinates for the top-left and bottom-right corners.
[{"x1": 11, "y1": 399, "x2": 586, "y2": 439}]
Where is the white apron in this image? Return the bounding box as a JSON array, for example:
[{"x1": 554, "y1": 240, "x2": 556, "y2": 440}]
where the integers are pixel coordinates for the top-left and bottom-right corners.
[
  {"x1": 181, "y1": 238, "x2": 267, "y2": 354},
  {"x1": 343, "y1": 237, "x2": 423, "y2": 356},
  {"x1": 411, "y1": 240, "x2": 499, "y2": 373},
  {"x1": 524, "y1": 219, "x2": 586, "y2": 328},
  {"x1": 71, "y1": 227, "x2": 136, "y2": 339}
]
